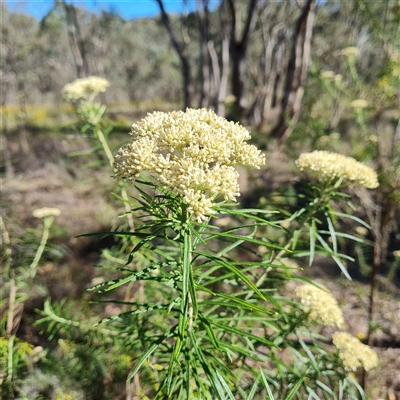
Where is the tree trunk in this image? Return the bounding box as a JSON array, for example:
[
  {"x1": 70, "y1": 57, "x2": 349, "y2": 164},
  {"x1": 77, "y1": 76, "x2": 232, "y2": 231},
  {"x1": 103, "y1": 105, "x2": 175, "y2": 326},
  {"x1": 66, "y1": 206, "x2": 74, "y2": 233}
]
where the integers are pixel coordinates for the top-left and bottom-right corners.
[
  {"x1": 197, "y1": 0, "x2": 211, "y2": 108},
  {"x1": 251, "y1": 19, "x2": 285, "y2": 130},
  {"x1": 155, "y1": 0, "x2": 192, "y2": 109},
  {"x1": 271, "y1": 0, "x2": 317, "y2": 143},
  {"x1": 62, "y1": 1, "x2": 89, "y2": 78},
  {"x1": 226, "y1": 0, "x2": 259, "y2": 121},
  {"x1": 208, "y1": 5, "x2": 230, "y2": 117}
]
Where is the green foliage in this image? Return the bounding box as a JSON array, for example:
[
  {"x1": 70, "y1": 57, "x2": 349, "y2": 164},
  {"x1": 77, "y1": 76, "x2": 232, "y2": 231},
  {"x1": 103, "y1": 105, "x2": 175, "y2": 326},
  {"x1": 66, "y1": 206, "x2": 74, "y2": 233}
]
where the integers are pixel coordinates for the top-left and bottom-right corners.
[
  {"x1": 32, "y1": 98, "x2": 379, "y2": 398},
  {"x1": 3, "y1": 2, "x2": 398, "y2": 397}
]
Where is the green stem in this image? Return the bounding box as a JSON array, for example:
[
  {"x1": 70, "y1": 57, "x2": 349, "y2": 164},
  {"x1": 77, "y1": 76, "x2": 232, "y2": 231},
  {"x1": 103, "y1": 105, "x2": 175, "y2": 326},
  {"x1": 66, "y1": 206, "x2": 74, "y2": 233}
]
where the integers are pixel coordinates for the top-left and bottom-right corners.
[
  {"x1": 7, "y1": 335, "x2": 14, "y2": 383},
  {"x1": 29, "y1": 217, "x2": 52, "y2": 279},
  {"x1": 95, "y1": 126, "x2": 134, "y2": 231},
  {"x1": 356, "y1": 109, "x2": 369, "y2": 137},
  {"x1": 348, "y1": 56, "x2": 360, "y2": 87},
  {"x1": 95, "y1": 127, "x2": 114, "y2": 168}
]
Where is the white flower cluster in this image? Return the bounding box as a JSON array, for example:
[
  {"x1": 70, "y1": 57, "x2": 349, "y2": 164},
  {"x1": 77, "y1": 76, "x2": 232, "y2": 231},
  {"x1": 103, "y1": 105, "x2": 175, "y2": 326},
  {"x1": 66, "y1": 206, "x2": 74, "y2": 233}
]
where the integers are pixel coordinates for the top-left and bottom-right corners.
[
  {"x1": 32, "y1": 207, "x2": 61, "y2": 219},
  {"x1": 62, "y1": 76, "x2": 110, "y2": 102},
  {"x1": 113, "y1": 108, "x2": 265, "y2": 222},
  {"x1": 296, "y1": 284, "x2": 344, "y2": 327},
  {"x1": 296, "y1": 151, "x2": 379, "y2": 189},
  {"x1": 332, "y1": 332, "x2": 379, "y2": 371},
  {"x1": 341, "y1": 47, "x2": 359, "y2": 57},
  {"x1": 351, "y1": 99, "x2": 369, "y2": 109}
]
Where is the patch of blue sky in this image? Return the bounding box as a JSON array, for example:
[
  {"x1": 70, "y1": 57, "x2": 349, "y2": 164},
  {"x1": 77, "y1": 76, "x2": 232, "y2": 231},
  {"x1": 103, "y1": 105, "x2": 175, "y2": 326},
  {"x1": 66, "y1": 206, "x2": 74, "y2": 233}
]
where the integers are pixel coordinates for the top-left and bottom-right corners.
[{"x1": 4, "y1": 0, "x2": 221, "y2": 21}]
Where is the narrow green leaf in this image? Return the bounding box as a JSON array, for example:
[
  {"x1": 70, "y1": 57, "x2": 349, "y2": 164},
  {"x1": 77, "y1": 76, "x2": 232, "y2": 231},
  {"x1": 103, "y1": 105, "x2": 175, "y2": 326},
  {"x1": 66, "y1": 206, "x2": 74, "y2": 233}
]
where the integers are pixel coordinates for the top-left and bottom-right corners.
[
  {"x1": 210, "y1": 321, "x2": 277, "y2": 349},
  {"x1": 332, "y1": 255, "x2": 352, "y2": 280},
  {"x1": 166, "y1": 351, "x2": 178, "y2": 394},
  {"x1": 215, "y1": 370, "x2": 235, "y2": 400},
  {"x1": 329, "y1": 211, "x2": 371, "y2": 229},
  {"x1": 199, "y1": 314, "x2": 221, "y2": 350},
  {"x1": 128, "y1": 335, "x2": 167, "y2": 380},
  {"x1": 326, "y1": 215, "x2": 338, "y2": 254},
  {"x1": 215, "y1": 239, "x2": 245, "y2": 257},
  {"x1": 299, "y1": 339, "x2": 319, "y2": 372},
  {"x1": 309, "y1": 221, "x2": 316, "y2": 266},
  {"x1": 259, "y1": 368, "x2": 275, "y2": 400},
  {"x1": 318, "y1": 230, "x2": 364, "y2": 243},
  {"x1": 316, "y1": 380, "x2": 334, "y2": 395},
  {"x1": 286, "y1": 374, "x2": 305, "y2": 400},
  {"x1": 306, "y1": 387, "x2": 321, "y2": 400},
  {"x1": 198, "y1": 290, "x2": 274, "y2": 317},
  {"x1": 188, "y1": 269, "x2": 198, "y2": 319},
  {"x1": 247, "y1": 375, "x2": 260, "y2": 400},
  {"x1": 292, "y1": 229, "x2": 301, "y2": 251},
  {"x1": 201, "y1": 232, "x2": 286, "y2": 251},
  {"x1": 189, "y1": 332, "x2": 225, "y2": 399},
  {"x1": 194, "y1": 254, "x2": 266, "y2": 300}
]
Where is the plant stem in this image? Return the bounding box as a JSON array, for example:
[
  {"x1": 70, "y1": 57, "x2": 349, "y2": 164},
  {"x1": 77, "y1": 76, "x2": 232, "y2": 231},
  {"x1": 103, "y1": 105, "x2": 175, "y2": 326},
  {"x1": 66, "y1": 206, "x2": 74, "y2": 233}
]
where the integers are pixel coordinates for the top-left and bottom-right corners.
[
  {"x1": 6, "y1": 279, "x2": 17, "y2": 338},
  {"x1": 95, "y1": 127, "x2": 135, "y2": 231},
  {"x1": 7, "y1": 335, "x2": 14, "y2": 383},
  {"x1": 95, "y1": 127, "x2": 114, "y2": 168},
  {"x1": 29, "y1": 217, "x2": 52, "y2": 279}
]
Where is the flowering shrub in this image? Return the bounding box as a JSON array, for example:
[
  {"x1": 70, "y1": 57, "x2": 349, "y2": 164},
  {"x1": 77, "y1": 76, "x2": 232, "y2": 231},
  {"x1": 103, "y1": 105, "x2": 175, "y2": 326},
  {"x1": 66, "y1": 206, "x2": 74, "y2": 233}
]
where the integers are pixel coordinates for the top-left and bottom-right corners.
[{"x1": 37, "y1": 82, "x2": 382, "y2": 399}]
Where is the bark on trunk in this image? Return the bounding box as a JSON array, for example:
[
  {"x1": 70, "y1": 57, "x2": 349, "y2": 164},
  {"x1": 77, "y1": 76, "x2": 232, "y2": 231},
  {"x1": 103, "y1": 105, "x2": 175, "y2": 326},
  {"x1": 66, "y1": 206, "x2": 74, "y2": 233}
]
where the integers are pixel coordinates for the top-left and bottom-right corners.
[
  {"x1": 226, "y1": 0, "x2": 259, "y2": 121},
  {"x1": 156, "y1": 0, "x2": 192, "y2": 109},
  {"x1": 63, "y1": 1, "x2": 89, "y2": 78},
  {"x1": 197, "y1": 0, "x2": 211, "y2": 108},
  {"x1": 271, "y1": 0, "x2": 317, "y2": 142},
  {"x1": 208, "y1": 28, "x2": 229, "y2": 115}
]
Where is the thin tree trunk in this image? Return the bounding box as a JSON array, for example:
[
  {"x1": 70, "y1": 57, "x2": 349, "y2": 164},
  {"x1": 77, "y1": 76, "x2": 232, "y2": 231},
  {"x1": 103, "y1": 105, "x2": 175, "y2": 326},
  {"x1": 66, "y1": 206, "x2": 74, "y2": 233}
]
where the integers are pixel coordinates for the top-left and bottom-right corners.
[
  {"x1": 62, "y1": 0, "x2": 89, "y2": 78},
  {"x1": 271, "y1": 0, "x2": 317, "y2": 142},
  {"x1": 197, "y1": 0, "x2": 211, "y2": 108},
  {"x1": 208, "y1": 35, "x2": 229, "y2": 117},
  {"x1": 155, "y1": 0, "x2": 192, "y2": 109},
  {"x1": 253, "y1": 19, "x2": 285, "y2": 130},
  {"x1": 226, "y1": 0, "x2": 259, "y2": 120}
]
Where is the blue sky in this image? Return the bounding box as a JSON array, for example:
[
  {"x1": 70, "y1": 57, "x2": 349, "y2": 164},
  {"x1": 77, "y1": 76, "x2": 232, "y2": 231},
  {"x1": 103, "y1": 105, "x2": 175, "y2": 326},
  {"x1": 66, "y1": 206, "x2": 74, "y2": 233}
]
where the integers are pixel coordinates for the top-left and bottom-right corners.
[{"x1": 5, "y1": 0, "x2": 221, "y2": 20}]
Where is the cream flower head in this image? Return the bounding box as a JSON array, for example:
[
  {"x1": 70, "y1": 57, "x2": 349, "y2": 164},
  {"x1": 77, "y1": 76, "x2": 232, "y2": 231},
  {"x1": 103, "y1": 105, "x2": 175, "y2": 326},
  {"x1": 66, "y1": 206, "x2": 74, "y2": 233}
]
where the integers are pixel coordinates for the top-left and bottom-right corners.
[
  {"x1": 332, "y1": 332, "x2": 379, "y2": 371},
  {"x1": 33, "y1": 207, "x2": 61, "y2": 219},
  {"x1": 341, "y1": 47, "x2": 359, "y2": 57},
  {"x1": 334, "y1": 74, "x2": 343, "y2": 82},
  {"x1": 113, "y1": 108, "x2": 265, "y2": 222},
  {"x1": 296, "y1": 151, "x2": 379, "y2": 189},
  {"x1": 350, "y1": 99, "x2": 369, "y2": 109},
  {"x1": 320, "y1": 70, "x2": 335, "y2": 79},
  {"x1": 296, "y1": 284, "x2": 344, "y2": 327},
  {"x1": 62, "y1": 76, "x2": 110, "y2": 102}
]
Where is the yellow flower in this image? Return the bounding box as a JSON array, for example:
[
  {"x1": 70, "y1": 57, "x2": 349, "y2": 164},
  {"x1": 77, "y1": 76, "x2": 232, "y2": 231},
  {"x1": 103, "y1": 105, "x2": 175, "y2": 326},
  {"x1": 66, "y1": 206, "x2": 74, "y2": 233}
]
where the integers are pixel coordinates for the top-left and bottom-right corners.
[
  {"x1": 351, "y1": 99, "x2": 369, "y2": 109},
  {"x1": 355, "y1": 226, "x2": 368, "y2": 236},
  {"x1": 368, "y1": 135, "x2": 378, "y2": 143},
  {"x1": 332, "y1": 332, "x2": 379, "y2": 371},
  {"x1": 334, "y1": 74, "x2": 343, "y2": 82},
  {"x1": 295, "y1": 150, "x2": 379, "y2": 189},
  {"x1": 32, "y1": 207, "x2": 61, "y2": 219},
  {"x1": 330, "y1": 132, "x2": 341, "y2": 140},
  {"x1": 341, "y1": 47, "x2": 359, "y2": 57},
  {"x1": 113, "y1": 108, "x2": 265, "y2": 222},
  {"x1": 62, "y1": 76, "x2": 109, "y2": 102},
  {"x1": 296, "y1": 284, "x2": 344, "y2": 327},
  {"x1": 320, "y1": 70, "x2": 335, "y2": 79}
]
